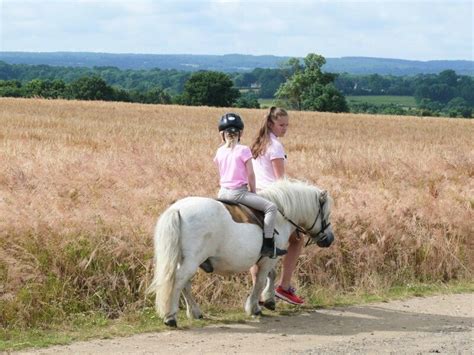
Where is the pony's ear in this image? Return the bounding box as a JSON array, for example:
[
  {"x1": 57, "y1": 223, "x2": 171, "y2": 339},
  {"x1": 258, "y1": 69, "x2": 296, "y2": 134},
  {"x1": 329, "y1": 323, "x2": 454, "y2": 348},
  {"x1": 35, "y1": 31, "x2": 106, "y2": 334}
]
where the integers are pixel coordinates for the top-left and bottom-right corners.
[{"x1": 319, "y1": 190, "x2": 328, "y2": 203}]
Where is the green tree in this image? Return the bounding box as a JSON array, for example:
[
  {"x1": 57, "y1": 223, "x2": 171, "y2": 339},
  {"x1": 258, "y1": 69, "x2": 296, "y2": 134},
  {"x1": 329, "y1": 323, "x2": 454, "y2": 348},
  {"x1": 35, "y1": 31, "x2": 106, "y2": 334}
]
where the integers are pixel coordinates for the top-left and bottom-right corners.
[
  {"x1": 256, "y1": 69, "x2": 286, "y2": 98},
  {"x1": 279, "y1": 57, "x2": 303, "y2": 80},
  {"x1": 24, "y1": 79, "x2": 66, "y2": 98},
  {"x1": 457, "y1": 76, "x2": 474, "y2": 105},
  {"x1": 276, "y1": 53, "x2": 348, "y2": 112},
  {"x1": 438, "y1": 70, "x2": 458, "y2": 86},
  {"x1": 68, "y1": 76, "x2": 113, "y2": 101},
  {"x1": 234, "y1": 92, "x2": 260, "y2": 108},
  {"x1": 141, "y1": 87, "x2": 172, "y2": 104},
  {"x1": 301, "y1": 83, "x2": 348, "y2": 113},
  {"x1": 445, "y1": 97, "x2": 472, "y2": 118},
  {"x1": 233, "y1": 72, "x2": 257, "y2": 88},
  {"x1": 0, "y1": 80, "x2": 24, "y2": 97},
  {"x1": 111, "y1": 87, "x2": 132, "y2": 102},
  {"x1": 180, "y1": 71, "x2": 240, "y2": 107}
]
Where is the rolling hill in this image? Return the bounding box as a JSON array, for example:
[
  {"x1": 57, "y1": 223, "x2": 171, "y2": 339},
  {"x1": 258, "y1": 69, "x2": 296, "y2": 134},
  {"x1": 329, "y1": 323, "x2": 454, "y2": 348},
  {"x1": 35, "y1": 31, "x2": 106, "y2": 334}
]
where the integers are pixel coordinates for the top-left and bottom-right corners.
[{"x1": 0, "y1": 52, "x2": 472, "y2": 75}]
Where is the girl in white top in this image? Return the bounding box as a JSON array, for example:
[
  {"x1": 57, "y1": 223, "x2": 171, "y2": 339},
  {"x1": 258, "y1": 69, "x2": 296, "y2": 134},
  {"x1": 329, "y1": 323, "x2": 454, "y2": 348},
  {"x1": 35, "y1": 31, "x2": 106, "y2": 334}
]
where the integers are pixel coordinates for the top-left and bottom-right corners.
[
  {"x1": 252, "y1": 131, "x2": 286, "y2": 189},
  {"x1": 249, "y1": 107, "x2": 305, "y2": 305}
]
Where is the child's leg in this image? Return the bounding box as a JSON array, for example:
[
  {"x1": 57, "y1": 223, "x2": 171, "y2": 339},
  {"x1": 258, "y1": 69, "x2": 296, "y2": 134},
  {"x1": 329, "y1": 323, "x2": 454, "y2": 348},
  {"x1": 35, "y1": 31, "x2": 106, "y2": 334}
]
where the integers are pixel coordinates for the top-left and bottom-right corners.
[
  {"x1": 237, "y1": 191, "x2": 277, "y2": 239},
  {"x1": 220, "y1": 188, "x2": 285, "y2": 258}
]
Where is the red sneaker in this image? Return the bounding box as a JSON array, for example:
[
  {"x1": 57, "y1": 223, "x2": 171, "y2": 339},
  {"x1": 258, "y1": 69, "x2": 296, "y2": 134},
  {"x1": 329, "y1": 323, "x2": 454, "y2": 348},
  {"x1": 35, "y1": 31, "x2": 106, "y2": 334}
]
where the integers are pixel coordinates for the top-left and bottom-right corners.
[{"x1": 275, "y1": 285, "x2": 304, "y2": 305}]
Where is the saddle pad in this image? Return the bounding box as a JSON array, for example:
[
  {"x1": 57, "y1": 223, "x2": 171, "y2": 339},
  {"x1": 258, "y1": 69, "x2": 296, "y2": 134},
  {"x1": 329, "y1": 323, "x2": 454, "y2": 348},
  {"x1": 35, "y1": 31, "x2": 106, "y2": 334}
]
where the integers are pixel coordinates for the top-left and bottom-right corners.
[{"x1": 217, "y1": 199, "x2": 264, "y2": 228}]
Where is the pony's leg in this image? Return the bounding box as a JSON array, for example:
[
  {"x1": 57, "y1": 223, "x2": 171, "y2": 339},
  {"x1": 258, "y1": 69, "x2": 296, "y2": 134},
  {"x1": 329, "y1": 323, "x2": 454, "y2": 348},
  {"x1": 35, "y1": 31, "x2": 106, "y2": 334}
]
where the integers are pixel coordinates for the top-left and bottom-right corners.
[
  {"x1": 164, "y1": 261, "x2": 200, "y2": 327},
  {"x1": 261, "y1": 268, "x2": 277, "y2": 310},
  {"x1": 245, "y1": 260, "x2": 276, "y2": 316},
  {"x1": 182, "y1": 280, "x2": 203, "y2": 319}
]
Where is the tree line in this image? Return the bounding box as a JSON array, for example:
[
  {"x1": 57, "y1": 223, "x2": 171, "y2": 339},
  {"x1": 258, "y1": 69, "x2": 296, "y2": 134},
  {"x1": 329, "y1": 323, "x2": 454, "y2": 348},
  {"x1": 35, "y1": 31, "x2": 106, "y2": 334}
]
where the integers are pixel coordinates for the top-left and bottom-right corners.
[
  {"x1": 0, "y1": 54, "x2": 345, "y2": 111},
  {"x1": 0, "y1": 55, "x2": 472, "y2": 117},
  {"x1": 0, "y1": 70, "x2": 259, "y2": 108},
  {"x1": 234, "y1": 67, "x2": 473, "y2": 117}
]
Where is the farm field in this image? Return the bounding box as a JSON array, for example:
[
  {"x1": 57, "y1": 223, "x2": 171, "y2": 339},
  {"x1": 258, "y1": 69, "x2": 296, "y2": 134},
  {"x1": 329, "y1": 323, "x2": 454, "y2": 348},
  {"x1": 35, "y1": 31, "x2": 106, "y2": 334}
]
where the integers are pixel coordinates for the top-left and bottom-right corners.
[
  {"x1": 259, "y1": 95, "x2": 418, "y2": 109},
  {"x1": 346, "y1": 95, "x2": 417, "y2": 108},
  {"x1": 258, "y1": 98, "x2": 276, "y2": 108},
  {"x1": 0, "y1": 98, "x2": 472, "y2": 335}
]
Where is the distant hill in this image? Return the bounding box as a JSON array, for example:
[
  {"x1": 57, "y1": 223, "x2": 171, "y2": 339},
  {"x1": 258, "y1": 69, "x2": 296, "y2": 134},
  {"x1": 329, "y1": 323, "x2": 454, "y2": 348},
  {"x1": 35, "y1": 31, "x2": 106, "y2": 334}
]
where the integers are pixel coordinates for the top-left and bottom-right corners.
[
  {"x1": 0, "y1": 52, "x2": 472, "y2": 76},
  {"x1": 324, "y1": 57, "x2": 473, "y2": 76}
]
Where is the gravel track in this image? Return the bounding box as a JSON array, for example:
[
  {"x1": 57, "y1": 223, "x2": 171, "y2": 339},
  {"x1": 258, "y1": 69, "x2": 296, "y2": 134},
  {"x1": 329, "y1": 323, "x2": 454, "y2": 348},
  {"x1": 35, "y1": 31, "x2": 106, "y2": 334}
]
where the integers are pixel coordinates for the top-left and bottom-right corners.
[{"x1": 20, "y1": 293, "x2": 473, "y2": 354}]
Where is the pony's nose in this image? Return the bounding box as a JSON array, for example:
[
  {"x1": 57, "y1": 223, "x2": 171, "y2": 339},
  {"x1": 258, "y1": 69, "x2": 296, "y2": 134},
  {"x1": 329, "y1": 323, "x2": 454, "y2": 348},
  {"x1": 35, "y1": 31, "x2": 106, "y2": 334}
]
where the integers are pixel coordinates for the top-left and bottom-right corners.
[{"x1": 316, "y1": 231, "x2": 334, "y2": 248}]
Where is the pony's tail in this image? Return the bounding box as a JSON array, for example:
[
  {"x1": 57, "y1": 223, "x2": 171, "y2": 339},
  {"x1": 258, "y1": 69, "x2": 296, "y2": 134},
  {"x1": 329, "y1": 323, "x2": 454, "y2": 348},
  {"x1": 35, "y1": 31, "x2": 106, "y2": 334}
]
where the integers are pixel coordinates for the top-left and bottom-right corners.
[{"x1": 147, "y1": 208, "x2": 182, "y2": 318}]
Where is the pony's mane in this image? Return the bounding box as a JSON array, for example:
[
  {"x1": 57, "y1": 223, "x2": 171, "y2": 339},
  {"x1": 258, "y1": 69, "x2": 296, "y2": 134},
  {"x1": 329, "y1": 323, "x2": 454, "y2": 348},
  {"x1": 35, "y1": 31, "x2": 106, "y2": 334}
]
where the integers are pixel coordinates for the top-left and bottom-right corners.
[{"x1": 258, "y1": 179, "x2": 321, "y2": 225}]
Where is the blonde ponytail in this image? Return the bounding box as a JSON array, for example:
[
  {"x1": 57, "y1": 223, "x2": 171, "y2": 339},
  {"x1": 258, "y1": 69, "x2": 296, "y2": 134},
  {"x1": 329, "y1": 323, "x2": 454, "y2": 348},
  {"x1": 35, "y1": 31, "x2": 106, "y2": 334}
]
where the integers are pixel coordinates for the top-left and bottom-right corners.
[{"x1": 223, "y1": 131, "x2": 240, "y2": 149}]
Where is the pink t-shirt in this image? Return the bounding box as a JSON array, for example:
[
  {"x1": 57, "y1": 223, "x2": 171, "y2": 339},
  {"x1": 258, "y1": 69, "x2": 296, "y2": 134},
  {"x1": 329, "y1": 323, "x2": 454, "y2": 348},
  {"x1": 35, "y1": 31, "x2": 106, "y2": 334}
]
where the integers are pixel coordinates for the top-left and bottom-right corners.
[
  {"x1": 214, "y1": 144, "x2": 253, "y2": 189},
  {"x1": 253, "y1": 133, "x2": 286, "y2": 189}
]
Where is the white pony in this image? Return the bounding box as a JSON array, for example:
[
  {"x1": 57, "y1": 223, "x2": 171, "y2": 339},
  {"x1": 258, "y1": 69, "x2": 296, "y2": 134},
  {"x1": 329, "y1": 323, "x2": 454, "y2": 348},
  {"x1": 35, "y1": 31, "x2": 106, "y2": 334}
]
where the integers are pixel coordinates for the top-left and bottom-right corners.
[{"x1": 148, "y1": 179, "x2": 334, "y2": 327}]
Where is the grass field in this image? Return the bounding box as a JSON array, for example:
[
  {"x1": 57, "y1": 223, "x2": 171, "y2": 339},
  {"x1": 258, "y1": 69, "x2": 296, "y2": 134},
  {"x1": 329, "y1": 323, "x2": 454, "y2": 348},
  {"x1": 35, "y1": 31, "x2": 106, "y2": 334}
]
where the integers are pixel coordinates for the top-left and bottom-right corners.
[
  {"x1": 1, "y1": 98, "x2": 472, "y2": 335},
  {"x1": 258, "y1": 98, "x2": 276, "y2": 108},
  {"x1": 260, "y1": 96, "x2": 418, "y2": 109},
  {"x1": 346, "y1": 95, "x2": 417, "y2": 107}
]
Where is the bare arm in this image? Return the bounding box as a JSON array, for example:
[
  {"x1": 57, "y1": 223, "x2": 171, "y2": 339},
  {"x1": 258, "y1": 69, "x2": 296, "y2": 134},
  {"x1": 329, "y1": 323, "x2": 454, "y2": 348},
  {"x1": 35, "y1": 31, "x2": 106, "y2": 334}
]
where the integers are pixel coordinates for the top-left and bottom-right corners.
[
  {"x1": 245, "y1": 159, "x2": 256, "y2": 193},
  {"x1": 271, "y1": 158, "x2": 286, "y2": 179}
]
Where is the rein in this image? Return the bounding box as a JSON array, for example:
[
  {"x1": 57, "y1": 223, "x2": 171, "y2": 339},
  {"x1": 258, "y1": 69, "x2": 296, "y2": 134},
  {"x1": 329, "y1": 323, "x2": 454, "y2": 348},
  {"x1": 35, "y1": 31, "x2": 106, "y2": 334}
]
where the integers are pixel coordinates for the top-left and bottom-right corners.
[{"x1": 278, "y1": 201, "x2": 331, "y2": 247}]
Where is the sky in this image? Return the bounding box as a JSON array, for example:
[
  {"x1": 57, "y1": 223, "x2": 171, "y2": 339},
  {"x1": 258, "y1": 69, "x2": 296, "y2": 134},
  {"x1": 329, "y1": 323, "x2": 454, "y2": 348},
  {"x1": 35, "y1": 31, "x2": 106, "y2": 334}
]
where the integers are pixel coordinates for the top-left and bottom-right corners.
[{"x1": 0, "y1": 0, "x2": 473, "y2": 61}]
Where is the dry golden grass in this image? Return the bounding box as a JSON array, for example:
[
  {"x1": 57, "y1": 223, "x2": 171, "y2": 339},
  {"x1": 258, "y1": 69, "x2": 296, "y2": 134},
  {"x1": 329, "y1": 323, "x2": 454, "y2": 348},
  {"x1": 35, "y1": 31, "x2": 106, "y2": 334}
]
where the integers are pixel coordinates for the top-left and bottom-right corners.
[{"x1": 1, "y1": 98, "x2": 473, "y2": 327}]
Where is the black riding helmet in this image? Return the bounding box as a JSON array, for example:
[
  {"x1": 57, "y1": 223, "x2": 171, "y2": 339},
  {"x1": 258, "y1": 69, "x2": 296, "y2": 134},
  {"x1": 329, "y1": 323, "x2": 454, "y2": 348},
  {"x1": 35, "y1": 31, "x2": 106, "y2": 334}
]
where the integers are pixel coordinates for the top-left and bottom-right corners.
[{"x1": 218, "y1": 113, "x2": 244, "y2": 133}]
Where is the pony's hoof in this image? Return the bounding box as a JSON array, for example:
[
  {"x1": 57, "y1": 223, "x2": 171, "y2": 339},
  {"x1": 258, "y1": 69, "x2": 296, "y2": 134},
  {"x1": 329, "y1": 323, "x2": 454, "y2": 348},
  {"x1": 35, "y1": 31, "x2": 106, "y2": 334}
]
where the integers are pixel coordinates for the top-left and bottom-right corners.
[
  {"x1": 164, "y1": 318, "x2": 177, "y2": 327},
  {"x1": 199, "y1": 259, "x2": 214, "y2": 273},
  {"x1": 253, "y1": 309, "x2": 263, "y2": 316},
  {"x1": 263, "y1": 300, "x2": 276, "y2": 311}
]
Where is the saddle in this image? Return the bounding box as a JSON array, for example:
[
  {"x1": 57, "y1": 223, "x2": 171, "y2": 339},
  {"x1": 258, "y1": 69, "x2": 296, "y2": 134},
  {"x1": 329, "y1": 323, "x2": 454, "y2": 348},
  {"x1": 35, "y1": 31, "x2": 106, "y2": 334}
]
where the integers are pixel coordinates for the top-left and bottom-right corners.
[
  {"x1": 217, "y1": 199, "x2": 265, "y2": 228},
  {"x1": 199, "y1": 199, "x2": 275, "y2": 274}
]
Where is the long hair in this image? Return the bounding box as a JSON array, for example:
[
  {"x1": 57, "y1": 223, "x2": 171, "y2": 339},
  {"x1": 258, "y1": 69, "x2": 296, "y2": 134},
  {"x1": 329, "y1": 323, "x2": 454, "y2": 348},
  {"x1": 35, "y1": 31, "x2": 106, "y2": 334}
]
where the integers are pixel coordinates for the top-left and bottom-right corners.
[
  {"x1": 221, "y1": 130, "x2": 241, "y2": 149},
  {"x1": 250, "y1": 107, "x2": 288, "y2": 159}
]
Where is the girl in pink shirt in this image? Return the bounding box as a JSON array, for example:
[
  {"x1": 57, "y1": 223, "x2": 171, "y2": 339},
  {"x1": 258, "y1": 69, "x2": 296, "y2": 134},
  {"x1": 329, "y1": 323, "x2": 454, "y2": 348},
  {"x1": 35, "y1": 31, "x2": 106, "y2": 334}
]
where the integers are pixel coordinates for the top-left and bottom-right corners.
[{"x1": 214, "y1": 113, "x2": 286, "y2": 258}]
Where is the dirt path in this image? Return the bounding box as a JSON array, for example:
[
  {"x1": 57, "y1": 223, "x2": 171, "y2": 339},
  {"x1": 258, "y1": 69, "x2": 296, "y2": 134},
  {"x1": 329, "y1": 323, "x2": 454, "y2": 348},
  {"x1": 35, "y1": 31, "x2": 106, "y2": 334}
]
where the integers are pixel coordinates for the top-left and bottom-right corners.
[{"x1": 20, "y1": 293, "x2": 472, "y2": 354}]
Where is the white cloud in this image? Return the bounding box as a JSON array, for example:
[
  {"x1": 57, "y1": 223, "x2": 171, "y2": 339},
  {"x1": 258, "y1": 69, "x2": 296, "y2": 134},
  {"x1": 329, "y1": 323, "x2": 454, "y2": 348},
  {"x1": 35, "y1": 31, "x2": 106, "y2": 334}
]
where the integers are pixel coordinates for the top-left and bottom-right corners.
[{"x1": 0, "y1": 0, "x2": 472, "y2": 60}]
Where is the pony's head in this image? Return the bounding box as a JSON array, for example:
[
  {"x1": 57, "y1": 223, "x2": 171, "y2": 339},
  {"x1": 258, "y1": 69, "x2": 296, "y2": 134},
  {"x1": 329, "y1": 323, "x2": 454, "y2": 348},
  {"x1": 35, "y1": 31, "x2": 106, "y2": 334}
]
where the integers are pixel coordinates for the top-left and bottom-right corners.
[
  {"x1": 313, "y1": 189, "x2": 334, "y2": 247},
  {"x1": 260, "y1": 179, "x2": 334, "y2": 248}
]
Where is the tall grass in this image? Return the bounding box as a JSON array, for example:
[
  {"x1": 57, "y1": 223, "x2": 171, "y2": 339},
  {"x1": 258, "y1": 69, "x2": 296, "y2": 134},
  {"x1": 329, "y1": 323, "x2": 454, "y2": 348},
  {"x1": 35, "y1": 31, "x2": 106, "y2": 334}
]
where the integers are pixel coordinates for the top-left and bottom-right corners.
[{"x1": 0, "y1": 98, "x2": 472, "y2": 328}]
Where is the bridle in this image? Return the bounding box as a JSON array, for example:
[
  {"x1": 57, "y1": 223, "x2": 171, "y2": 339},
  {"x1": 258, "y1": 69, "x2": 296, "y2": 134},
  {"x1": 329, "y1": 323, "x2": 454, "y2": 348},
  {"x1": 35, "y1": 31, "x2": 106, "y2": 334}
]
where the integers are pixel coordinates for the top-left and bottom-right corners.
[{"x1": 278, "y1": 195, "x2": 332, "y2": 247}]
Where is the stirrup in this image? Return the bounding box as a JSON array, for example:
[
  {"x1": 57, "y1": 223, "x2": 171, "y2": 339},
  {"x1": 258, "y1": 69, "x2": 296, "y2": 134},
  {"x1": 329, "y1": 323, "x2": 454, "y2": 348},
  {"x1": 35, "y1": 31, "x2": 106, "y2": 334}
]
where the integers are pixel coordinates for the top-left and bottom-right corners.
[
  {"x1": 271, "y1": 245, "x2": 287, "y2": 259},
  {"x1": 261, "y1": 238, "x2": 287, "y2": 259}
]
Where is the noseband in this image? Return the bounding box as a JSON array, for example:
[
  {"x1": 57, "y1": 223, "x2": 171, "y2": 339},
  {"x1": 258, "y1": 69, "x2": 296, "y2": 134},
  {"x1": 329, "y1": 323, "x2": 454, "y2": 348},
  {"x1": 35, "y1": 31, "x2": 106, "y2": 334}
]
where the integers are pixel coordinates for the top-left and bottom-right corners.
[{"x1": 279, "y1": 197, "x2": 331, "y2": 247}]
